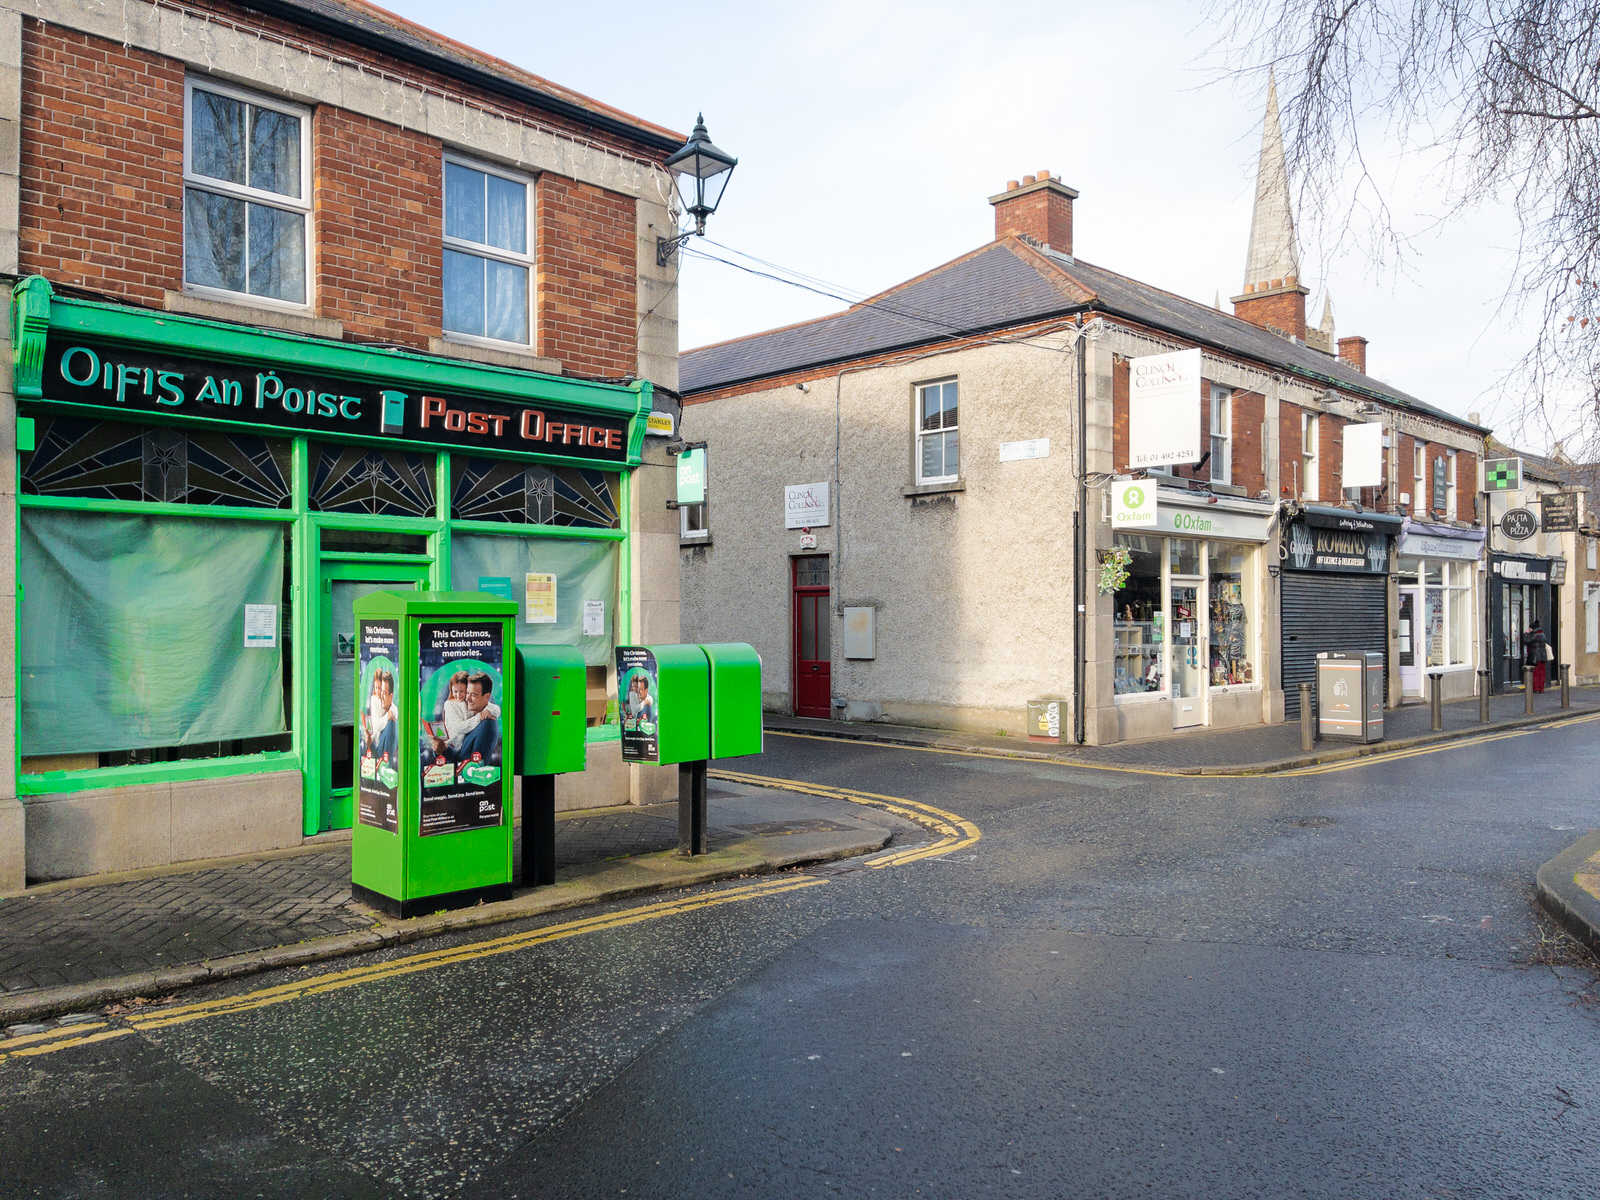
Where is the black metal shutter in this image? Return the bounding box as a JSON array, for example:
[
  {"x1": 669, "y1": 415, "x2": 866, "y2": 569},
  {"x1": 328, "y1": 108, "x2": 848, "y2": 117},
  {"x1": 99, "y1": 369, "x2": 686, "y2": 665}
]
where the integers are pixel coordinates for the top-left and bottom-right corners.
[{"x1": 1281, "y1": 573, "x2": 1388, "y2": 717}]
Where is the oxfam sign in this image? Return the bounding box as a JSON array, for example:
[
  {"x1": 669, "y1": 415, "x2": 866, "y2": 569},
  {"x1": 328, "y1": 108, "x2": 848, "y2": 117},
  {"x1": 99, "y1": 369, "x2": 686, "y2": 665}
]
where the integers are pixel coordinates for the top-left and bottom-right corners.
[{"x1": 1113, "y1": 480, "x2": 1156, "y2": 527}]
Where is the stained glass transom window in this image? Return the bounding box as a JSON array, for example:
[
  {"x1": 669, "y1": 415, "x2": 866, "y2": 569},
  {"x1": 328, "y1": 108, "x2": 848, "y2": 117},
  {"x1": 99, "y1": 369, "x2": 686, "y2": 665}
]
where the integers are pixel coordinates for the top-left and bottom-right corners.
[
  {"x1": 451, "y1": 457, "x2": 620, "y2": 528},
  {"x1": 21, "y1": 415, "x2": 292, "y2": 508},
  {"x1": 310, "y1": 444, "x2": 436, "y2": 516}
]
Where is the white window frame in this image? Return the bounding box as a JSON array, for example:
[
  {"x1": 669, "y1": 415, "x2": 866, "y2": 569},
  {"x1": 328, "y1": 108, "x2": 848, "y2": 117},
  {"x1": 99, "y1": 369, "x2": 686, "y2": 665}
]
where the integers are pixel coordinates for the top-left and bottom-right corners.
[
  {"x1": 1587, "y1": 537, "x2": 1597, "y2": 571},
  {"x1": 1301, "y1": 412, "x2": 1319, "y2": 500},
  {"x1": 1446, "y1": 450, "x2": 1458, "y2": 519},
  {"x1": 1413, "y1": 444, "x2": 1426, "y2": 515},
  {"x1": 1209, "y1": 385, "x2": 1232, "y2": 486},
  {"x1": 680, "y1": 501, "x2": 709, "y2": 542},
  {"x1": 441, "y1": 153, "x2": 536, "y2": 349},
  {"x1": 182, "y1": 77, "x2": 313, "y2": 311},
  {"x1": 914, "y1": 378, "x2": 960, "y2": 486}
]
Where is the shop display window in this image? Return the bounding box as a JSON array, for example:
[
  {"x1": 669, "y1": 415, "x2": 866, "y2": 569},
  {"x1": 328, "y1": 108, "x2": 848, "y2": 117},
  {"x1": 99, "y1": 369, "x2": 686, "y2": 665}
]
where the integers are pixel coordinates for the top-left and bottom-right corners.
[
  {"x1": 1447, "y1": 561, "x2": 1474, "y2": 664},
  {"x1": 450, "y1": 533, "x2": 620, "y2": 671},
  {"x1": 1113, "y1": 535, "x2": 1164, "y2": 696},
  {"x1": 1169, "y1": 537, "x2": 1202, "y2": 575},
  {"x1": 451, "y1": 457, "x2": 621, "y2": 528},
  {"x1": 1207, "y1": 544, "x2": 1256, "y2": 687}
]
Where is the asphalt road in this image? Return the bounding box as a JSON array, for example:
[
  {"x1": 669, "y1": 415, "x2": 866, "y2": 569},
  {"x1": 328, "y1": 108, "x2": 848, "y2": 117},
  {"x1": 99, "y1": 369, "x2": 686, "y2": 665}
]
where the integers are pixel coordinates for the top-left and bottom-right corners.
[{"x1": 7, "y1": 719, "x2": 1600, "y2": 1199}]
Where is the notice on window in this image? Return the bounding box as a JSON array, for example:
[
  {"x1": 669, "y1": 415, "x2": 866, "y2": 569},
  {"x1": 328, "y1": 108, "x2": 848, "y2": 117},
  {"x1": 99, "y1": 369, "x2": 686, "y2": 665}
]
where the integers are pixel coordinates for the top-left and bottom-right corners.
[
  {"x1": 357, "y1": 619, "x2": 400, "y2": 833},
  {"x1": 525, "y1": 573, "x2": 557, "y2": 624},
  {"x1": 418, "y1": 621, "x2": 505, "y2": 837},
  {"x1": 477, "y1": 575, "x2": 513, "y2": 602},
  {"x1": 244, "y1": 603, "x2": 278, "y2": 649},
  {"x1": 583, "y1": 600, "x2": 605, "y2": 636}
]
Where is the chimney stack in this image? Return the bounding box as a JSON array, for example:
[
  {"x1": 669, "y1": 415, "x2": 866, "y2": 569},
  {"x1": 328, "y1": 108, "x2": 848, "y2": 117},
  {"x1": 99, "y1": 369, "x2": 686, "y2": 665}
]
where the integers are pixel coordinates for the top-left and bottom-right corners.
[
  {"x1": 990, "y1": 170, "x2": 1078, "y2": 255},
  {"x1": 1337, "y1": 335, "x2": 1368, "y2": 374}
]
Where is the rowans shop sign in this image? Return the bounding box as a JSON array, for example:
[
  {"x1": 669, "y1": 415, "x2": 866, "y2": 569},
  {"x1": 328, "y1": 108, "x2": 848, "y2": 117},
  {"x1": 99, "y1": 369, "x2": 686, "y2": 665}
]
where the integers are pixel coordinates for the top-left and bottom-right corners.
[
  {"x1": 10, "y1": 277, "x2": 649, "y2": 467},
  {"x1": 41, "y1": 335, "x2": 629, "y2": 462}
]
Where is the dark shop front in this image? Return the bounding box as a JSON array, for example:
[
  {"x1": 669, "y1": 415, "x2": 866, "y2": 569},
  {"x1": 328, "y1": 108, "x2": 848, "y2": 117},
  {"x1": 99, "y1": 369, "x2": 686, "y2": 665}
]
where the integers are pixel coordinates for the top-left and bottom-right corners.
[{"x1": 1488, "y1": 553, "x2": 1563, "y2": 691}]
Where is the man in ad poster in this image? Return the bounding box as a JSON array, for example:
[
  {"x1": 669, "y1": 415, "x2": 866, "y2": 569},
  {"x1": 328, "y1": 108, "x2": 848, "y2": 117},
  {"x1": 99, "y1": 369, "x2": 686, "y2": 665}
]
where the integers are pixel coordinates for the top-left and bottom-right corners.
[
  {"x1": 417, "y1": 622, "x2": 505, "y2": 836},
  {"x1": 617, "y1": 646, "x2": 660, "y2": 763},
  {"x1": 357, "y1": 620, "x2": 400, "y2": 833}
]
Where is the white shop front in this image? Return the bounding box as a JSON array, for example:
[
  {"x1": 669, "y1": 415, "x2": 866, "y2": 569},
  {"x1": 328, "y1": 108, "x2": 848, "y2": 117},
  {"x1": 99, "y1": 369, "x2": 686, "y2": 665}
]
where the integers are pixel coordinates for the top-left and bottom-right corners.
[
  {"x1": 1109, "y1": 487, "x2": 1275, "y2": 741},
  {"x1": 1395, "y1": 520, "x2": 1484, "y2": 702}
]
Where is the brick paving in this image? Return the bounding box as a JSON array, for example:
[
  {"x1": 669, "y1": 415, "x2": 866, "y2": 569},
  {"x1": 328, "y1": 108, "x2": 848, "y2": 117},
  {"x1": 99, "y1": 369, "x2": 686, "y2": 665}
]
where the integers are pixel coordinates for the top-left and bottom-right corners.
[
  {"x1": 0, "y1": 804, "x2": 738, "y2": 998},
  {"x1": 766, "y1": 685, "x2": 1600, "y2": 771}
]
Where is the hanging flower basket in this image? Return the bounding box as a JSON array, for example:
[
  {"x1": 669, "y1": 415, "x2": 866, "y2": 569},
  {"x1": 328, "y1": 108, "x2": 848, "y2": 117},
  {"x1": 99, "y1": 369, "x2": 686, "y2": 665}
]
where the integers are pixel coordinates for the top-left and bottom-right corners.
[{"x1": 1097, "y1": 546, "x2": 1132, "y2": 594}]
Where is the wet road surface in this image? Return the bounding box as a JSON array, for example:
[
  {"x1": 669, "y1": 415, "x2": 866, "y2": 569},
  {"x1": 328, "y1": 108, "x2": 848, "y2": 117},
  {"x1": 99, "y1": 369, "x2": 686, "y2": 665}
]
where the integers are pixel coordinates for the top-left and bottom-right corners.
[{"x1": 6, "y1": 719, "x2": 1599, "y2": 1198}]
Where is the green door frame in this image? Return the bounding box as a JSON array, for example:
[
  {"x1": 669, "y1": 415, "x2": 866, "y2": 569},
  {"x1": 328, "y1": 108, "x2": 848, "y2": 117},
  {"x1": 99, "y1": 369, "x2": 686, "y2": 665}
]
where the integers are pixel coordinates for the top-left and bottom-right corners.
[{"x1": 314, "y1": 557, "x2": 433, "y2": 834}]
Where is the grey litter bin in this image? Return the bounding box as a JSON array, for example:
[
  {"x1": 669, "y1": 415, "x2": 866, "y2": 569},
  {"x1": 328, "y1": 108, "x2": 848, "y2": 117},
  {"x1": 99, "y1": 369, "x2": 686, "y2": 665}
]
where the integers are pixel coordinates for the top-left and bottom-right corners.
[{"x1": 1316, "y1": 651, "x2": 1385, "y2": 743}]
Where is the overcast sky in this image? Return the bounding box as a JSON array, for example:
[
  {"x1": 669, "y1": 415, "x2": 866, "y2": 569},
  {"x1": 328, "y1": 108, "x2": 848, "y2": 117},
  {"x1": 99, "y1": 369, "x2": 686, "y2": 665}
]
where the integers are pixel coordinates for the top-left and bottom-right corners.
[{"x1": 383, "y1": 0, "x2": 1543, "y2": 438}]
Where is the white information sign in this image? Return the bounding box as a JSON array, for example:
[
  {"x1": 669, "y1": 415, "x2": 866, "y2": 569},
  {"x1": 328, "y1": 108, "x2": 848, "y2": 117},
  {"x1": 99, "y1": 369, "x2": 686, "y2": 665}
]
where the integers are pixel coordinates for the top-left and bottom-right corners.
[
  {"x1": 785, "y1": 482, "x2": 831, "y2": 529},
  {"x1": 243, "y1": 603, "x2": 277, "y2": 649},
  {"x1": 525, "y1": 573, "x2": 557, "y2": 623},
  {"x1": 1128, "y1": 348, "x2": 1202, "y2": 467},
  {"x1": 1342, "y1": 421, "x2": 1384, "y2": 488},
  {"x1": 999, "y1": 438, "x2": 1050, "y2": 462},
  {"x1": 583, "y1": 599, "x2": 605, "y2": 636},
  {"x1": 1112, "y1": 480, "x2": 1157, "y2": 528}
]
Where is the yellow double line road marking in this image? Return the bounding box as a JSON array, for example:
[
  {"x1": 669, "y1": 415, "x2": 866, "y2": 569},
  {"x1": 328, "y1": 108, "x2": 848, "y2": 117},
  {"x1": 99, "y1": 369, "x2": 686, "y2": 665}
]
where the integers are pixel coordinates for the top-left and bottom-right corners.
[
  {"x1": 710, "y1": 769, "x2": 982, "y2": 866},
  {"x1": 3, "y1": 777, "x2": 979, "y2": 1061},
  {"x1": 767, "y1": 729, "x2": 1188, "y2": 777}
]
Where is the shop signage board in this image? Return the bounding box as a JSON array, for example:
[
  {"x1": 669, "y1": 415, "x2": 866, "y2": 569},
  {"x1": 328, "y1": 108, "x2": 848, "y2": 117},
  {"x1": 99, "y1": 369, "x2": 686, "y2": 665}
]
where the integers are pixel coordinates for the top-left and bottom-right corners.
[
  {"x1": 646, "y1": 410, "x2": 675, "y2": 437},
  {"x1": 1432, "y1": 456, "x2": 1448, "y2": 512},
  {"x1": 1500, "y1": 507, "x2": 1538, "y2": 540},
  {"x1": 1405, "y1": 536, "x2": 1481, "y2": 560},
  {"x1": 676, "y1": 447, "x2": 707, "y2": 504},
  {"x1": 1128, "y1": 348, "x2": 1202, "y2": 468},
  {"x1": 1484, "y1": 457, "x2": 1522, "y2": 491},
  {"x1": 1551, "y1": 558, "x2": 1569, "y2": 584},
  {"x1": 1495, "y1": 557, "x2": 1551, "y2": 582},
  {"x1": 1160, "y1": 502, "x2": 1272, "y2": 543},
  {"x1": 784, "y1": 482, "x2": 830, "y2": 528},
  {"x1": 357, "y1": 619, "x2": 401, "y2": 834},
  {"x1": 1112, "y1": 481, "x2": 1157, "y2": 528},
  {"x1": 1541, "y1": 492, "x2": 1580, "y2": 532},
  {"x1": 40, "y1": 335, "x2": 629, "y2": 463},
  {"x1": 1342, "y1": 422, "x2": 1384, "y2": 489},
  {"x1": 1285, "y1": 521, "x2": 1389, "y2": 573}
]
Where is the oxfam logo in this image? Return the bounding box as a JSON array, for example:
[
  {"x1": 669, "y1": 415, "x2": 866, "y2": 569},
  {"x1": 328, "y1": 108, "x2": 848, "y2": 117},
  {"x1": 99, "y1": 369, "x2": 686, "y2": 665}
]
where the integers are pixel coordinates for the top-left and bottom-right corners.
[{"x1": 1124, "y1": 485, "x2": 1145, "y2": 509}]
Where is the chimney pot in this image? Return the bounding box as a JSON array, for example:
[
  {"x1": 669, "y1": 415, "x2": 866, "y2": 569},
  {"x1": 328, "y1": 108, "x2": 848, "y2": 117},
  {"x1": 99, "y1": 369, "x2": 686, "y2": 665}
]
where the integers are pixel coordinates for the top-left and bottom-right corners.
[
  {"x1": 1272, "y1": 278, "x2": 1284, "y2": 289},
  {"x1": 1007, "y1": 180, "x2": 1020, "y2": 191},
  {"x1": 1021, "y1": 174, "x2": 1036, "y2": 186},
  {"x1": 1038, "y1": 168, "x2": 1052, "y2": 181}
]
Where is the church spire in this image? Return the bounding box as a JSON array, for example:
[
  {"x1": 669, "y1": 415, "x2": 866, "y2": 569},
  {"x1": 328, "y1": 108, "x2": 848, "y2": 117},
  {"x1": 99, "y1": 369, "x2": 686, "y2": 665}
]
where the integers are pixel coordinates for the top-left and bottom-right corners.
[{"x1": 1232, "y1": 70, "x2": 1310, "y2": 341}]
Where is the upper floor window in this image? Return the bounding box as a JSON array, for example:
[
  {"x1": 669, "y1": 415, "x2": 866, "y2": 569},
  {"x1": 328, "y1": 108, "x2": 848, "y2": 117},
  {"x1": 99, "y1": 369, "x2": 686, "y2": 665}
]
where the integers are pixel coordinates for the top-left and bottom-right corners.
[
  {"x1": 1209, "y1": 384, "x2": 1231, "y2": 485},
  {"x1": 1413, "y1": 443, "x2": 1426, "y2": 515},
  {"x1": 183, "y1": 80, "x2": 310, "y2": 306},
  {"x1": 1300, "y1": 412, "x2": 1319, "y2": 500},
  {"x1": 680, "y1": 502, "x2": 709, "y2": 543},
  {"x1": 443, "y1": 158, "x2": 533, "y2": 346},
  {"x1": 916, "y1": 379, "x2": 959, "y2": 485},
  {"x1": 1445, "y1": 450, "x2": 1458, "y2": 518}
]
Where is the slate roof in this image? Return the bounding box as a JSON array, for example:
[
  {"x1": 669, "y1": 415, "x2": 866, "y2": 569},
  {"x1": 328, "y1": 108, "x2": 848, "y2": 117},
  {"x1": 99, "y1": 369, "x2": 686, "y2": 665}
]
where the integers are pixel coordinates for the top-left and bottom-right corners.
[
  {"x1": 238, "y1": 0, "x2": 682, "y2": 153},
  {"x1": 682, "y1": 237, "x2": 1484, "y2": 433}
]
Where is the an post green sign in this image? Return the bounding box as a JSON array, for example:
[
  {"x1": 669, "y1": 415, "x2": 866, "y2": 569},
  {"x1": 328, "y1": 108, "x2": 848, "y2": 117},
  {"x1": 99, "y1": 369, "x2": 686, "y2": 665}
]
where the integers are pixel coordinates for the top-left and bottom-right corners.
[{"x1": 677, "y1": 447, "x2": 707, "y2": 505}]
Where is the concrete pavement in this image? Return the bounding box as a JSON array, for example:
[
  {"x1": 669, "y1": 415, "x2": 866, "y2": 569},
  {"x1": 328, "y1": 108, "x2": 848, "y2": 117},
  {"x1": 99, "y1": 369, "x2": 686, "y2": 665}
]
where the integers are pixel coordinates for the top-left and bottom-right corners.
[
  {"x1": 0, "y1": 779, "x2": 926, "y2": 1026},
  {"x1": 1538, "y1": 830, "x2": 1600, "y2": 954}
]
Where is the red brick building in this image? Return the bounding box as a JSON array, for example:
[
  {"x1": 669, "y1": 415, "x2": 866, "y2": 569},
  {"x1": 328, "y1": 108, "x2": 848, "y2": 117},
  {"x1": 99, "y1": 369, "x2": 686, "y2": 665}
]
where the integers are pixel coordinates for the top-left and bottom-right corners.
[{"x1": 2, "y1": 0, "x2": 694, "y2": 886}]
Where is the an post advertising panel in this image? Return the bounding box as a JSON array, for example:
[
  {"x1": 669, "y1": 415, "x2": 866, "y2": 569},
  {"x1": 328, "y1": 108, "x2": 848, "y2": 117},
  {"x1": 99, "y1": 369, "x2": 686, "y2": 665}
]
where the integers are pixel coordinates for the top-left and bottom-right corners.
[{"x1": 617, "y1": 644, "x2": 710, "y2": 766}]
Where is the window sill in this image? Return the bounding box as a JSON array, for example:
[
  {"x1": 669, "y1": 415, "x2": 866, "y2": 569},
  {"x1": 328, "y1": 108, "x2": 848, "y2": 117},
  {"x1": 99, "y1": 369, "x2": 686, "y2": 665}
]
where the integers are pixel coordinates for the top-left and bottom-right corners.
[
  {"x1": 165, "y1": 291, "x2": 341, "y2": 339},
  {"x1": 429, "y1": 336, "x2": 562, "y2": 375},
  {"x1": 902, "y1": 481, "x2": 965, "y2": 498},
  {"x1": 1112, "y1": 691, "x2": 1168, "y2": 705},
  {"x1": 680, "y1": 536, "x2": 711, "y2": 548}
]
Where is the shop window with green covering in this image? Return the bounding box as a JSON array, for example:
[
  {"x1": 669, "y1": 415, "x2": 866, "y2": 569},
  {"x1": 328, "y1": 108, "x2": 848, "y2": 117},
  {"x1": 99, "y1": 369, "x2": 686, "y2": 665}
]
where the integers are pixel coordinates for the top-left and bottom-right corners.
[
  {"x1": 450, "y1": 533, "x2": 619, "y2": 728},
  {"x1": 20, "y1": 511, "x2": 289, "y2": 763}
]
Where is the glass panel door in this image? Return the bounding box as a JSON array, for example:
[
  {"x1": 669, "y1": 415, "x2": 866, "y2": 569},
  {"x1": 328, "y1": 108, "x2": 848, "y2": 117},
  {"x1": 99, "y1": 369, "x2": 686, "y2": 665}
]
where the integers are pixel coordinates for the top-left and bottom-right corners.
[
  {"x1": 1171, "y1": 580, "x2": 1204, "y2": 727},
  {"x1": 319, "y1": 560, "x2": 431, "y2": 832}
]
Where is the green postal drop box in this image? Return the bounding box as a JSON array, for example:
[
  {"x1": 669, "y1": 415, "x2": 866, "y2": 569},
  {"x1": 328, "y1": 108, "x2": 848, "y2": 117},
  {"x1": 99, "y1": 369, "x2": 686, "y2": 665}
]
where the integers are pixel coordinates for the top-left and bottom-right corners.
[
  {"x1": 702, "y1": 642, "x2": 763, "y2": 759},
  {"x1": 350, "y1": 591, "x2": 517, "y2": 918},
  {"x1": 617, "y1": 644, "x2": 709, "y2": 766},
  {"x1": 515, "y1": 645, "x2": 588, "y2": 775}
]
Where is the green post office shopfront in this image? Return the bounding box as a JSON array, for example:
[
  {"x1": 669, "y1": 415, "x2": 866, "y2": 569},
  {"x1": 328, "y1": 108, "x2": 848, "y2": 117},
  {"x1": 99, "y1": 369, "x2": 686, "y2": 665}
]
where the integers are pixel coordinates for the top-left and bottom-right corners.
[{"x1": 11, "y1": 276, "x2": 653, "y2": 879}]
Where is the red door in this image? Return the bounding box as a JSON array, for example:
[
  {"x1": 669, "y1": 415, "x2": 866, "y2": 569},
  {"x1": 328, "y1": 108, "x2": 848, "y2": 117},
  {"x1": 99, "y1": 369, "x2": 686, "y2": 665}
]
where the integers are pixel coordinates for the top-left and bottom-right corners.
[{"x1": 793, "y1": 556, "x2": 832, "y2": 718}]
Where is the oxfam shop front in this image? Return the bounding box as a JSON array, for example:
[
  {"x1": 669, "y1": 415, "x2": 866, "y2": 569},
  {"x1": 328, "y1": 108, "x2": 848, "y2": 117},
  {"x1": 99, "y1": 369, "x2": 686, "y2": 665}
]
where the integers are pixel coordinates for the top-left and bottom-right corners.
[
  {"x1": 1108, "y1": 485, "x2": 1275, "y2": 742},
  {"x1": 11, "y1": 277, "x2": 650, "y2": 880}
]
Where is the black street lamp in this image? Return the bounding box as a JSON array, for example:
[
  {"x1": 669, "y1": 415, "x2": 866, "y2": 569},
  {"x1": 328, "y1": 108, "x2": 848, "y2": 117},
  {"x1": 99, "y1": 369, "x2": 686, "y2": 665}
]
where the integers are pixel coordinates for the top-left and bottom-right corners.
[{"x1": 657, "y1": 114, "x2": 737, "y2": 266}]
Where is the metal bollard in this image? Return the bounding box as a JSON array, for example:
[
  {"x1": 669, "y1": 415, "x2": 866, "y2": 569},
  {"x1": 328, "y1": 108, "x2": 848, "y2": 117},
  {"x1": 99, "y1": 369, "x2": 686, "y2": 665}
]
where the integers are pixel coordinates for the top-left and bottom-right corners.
[
  {"x1": 1300, "y1": 682, "x2": 1314, "y2": 750},
  {"x1": 1524, "y1": 666, "x2": 1535, "y2": 715},
  {"x1": 1429, "y1": 672, "x2": 1443, "y2": 730},
  {"x1": 1561, "y1": 662, "x2": 1571, "y2": 709},
  {"x1": 1479, "y1": 671, "x2": 1490, "y2": 723}
]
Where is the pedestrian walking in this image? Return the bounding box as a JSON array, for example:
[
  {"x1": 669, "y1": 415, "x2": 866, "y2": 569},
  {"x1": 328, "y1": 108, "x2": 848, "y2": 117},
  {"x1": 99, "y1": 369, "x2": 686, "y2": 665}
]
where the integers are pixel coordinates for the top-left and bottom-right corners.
[{"x1": 1524, "y1": 620, "x2": 1551, "y2": 692}]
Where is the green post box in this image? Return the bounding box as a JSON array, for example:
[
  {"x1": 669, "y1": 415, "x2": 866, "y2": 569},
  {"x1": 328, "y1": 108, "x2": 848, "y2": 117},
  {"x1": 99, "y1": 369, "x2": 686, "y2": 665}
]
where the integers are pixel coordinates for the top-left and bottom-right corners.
[
  {"x1": 514, "y1": 646, "x2": 588, "y2": 888},
  {"x1": 351, "y1": 590, "x2": 517, "y2": 918},
  {"x1": 616, "y1": 644, "x2": 710, "y2": 766},
  {"x1": 701, "y1": 642, "x2": 764, "y2": 759}
]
